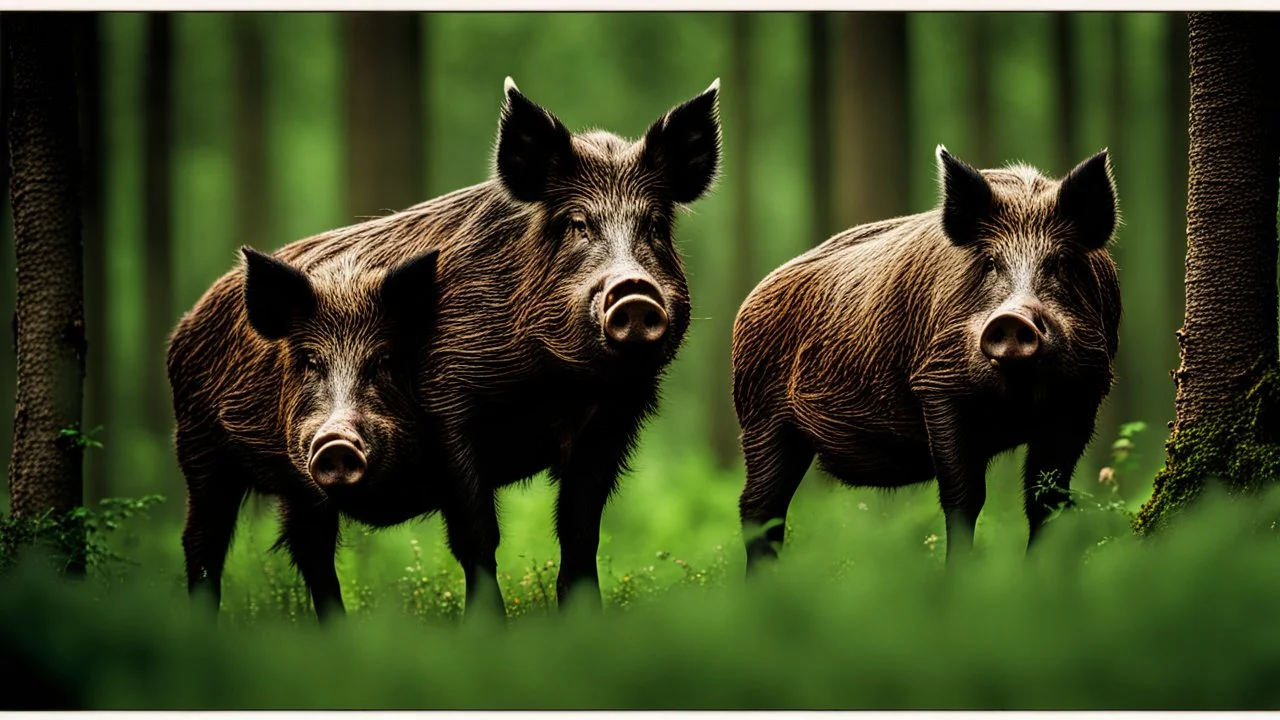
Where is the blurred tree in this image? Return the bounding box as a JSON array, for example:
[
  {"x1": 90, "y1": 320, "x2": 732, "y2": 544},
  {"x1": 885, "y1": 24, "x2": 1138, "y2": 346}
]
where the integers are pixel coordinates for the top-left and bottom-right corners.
[
  {"x1": 1052, "y1": 13, "x2": 1076, "y2": 174},
  {"x1": 1084, "y1": 12, "x2": 1133, "y2": 493},
  {"x1": 807, "y1": 12, "x2": 833, "y2": 241},
  {"x1": 1136, "y1": 12, "x2": 1280, "y2": 533},
  {"x1": 968, "y1": 13, "x2": 993, "y2": 168},
  {"x1": 711, "y1": 12, "x2": 756, "y2": 470},
  {"x1": 233, "y1": 14, "x2": 266, "y2": 253},
  {"x1": 342, "y1": 12, "x2": 425, "y2": 220},
  {"x1": 143, "y1": 13, "x2": 172, "y2": 436},
  {"x1": 5, "y1": 11, "x2": 88, "y2": 572},
  {"x1": 73, "y1": 12, "x2": 106, "y2": 505},
  {"x1": 832, "y1": 12, "x2": 908, "y2": 229}
]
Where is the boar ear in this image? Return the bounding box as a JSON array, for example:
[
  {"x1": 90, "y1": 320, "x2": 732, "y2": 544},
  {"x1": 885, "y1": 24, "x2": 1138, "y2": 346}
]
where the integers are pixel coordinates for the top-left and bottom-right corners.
[
  {"x1": 1056, "y1": 149, "x2": 1117, "y2": 250},
  {"x1": 241, "y1": 247, "x2": 316, "y2": 341},
  {"x1": 643, "y1": 78, "x2": 722, "y2": 204},
  {"x1": 380, "y1": 249, "x2": 440, "y2": 322},
  {"x1": 495, "y1": 77, "x2": 574, "y2": 203},
  {"x1": 937, "y1": 145, "x2": 993, "y2": 247}
]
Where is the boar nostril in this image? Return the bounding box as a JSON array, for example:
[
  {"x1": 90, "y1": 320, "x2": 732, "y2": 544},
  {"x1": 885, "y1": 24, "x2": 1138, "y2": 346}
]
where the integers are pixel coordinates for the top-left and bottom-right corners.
[
  {"x1": 600, "y1": 277, "x2": 669, "y2": 347},
  {"x1": 981, "y1": 312, "x2": 1042, "y2": 363},
  {"x1": 308, "y1": 432, "x2": 368, "y2": 487}
]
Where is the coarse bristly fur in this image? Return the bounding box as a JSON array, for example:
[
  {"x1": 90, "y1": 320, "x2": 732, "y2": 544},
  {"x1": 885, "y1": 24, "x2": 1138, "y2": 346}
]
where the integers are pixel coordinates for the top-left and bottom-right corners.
[
  {"x1": 733, "y1": 146, "x2": 1122, "y2": 572},
  {"x1": 169, "y1": 245, "x2": 440, "y2": 621},
  {"x1": 167, "y1": 76, "x2": 722, "y2": 620}
]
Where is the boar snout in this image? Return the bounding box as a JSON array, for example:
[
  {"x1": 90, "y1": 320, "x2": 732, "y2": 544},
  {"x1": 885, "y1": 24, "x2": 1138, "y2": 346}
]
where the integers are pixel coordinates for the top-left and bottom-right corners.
[
  {"x1": 308, "y1": 425, "x2": 368, "y2": 487},
  {"x1": 600, "y1": 277, "x2": 669, "y2": 346},
  {"x1": 980, "y1": 307, "x2": 1047, "y2": 364}
]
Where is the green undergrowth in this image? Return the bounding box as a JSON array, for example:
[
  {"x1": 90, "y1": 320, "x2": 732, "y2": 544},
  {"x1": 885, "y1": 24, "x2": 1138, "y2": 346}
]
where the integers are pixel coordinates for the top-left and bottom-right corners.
[{"x1": 2, "y1": 485, "x2": 1279, "y2": 710}]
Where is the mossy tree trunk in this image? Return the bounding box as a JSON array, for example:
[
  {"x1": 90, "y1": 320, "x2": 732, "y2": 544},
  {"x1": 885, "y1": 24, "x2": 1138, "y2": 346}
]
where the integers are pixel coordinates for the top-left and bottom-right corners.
[
  {"x1": 1135, "y1": 12, "x2": 1280, "y2": 533},
  {"x1": 5, "y1": 12, "x2": 89, "y2": 572}
]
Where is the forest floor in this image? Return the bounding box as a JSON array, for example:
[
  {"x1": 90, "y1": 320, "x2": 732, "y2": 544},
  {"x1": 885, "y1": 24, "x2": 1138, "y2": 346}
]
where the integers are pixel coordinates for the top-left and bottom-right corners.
[{"x1": 3, "y1": 454, "x2": 1280, "y2": 709}]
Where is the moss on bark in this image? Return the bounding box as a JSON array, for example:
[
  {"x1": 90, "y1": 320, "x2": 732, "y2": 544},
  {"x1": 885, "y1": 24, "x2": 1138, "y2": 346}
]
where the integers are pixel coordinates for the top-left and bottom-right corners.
[{"x1": 1135, "y1": 364, "x2": 1280, "y2": 535}]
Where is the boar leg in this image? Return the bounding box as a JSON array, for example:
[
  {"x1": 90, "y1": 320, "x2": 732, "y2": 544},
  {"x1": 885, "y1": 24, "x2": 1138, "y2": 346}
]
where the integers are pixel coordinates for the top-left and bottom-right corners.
[
  {"x1": 1022, "y1": 414, "x2": 1095, "y2": 548},
  {"x1": 550, "y1": 419, "x2": 640, "y2": 612},
  {"x1": 181, "y1": 465, "x2": 249, "y2": 616},
  {"x1": 439, "y1": 435, "x2": 506, "y2": 622},
  {"x1": 441, "y1": 496, "x2": 505, "y2": 622},
  {"x1": 276, "y1": 498, "x2": 344, "y2": 623},
  {"x1": 921, "y1": 402, "x2": 988, "y2": 562},
  {"x1": 739, "y1": 422, "x2": 814, "y2": 575}
]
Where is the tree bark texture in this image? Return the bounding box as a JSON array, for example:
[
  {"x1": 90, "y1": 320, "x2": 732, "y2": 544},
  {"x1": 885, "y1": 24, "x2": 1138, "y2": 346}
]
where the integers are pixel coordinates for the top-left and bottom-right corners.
[
  {"x1": 1136, "y1": 12, "x2": 1280, "y2": 533},
  {"x1": 1171, "y1": 12, "x2": 1279, "y2": 432},
  {"x1": 6, "y1": 13, "x2": 88, "y2": 530}
]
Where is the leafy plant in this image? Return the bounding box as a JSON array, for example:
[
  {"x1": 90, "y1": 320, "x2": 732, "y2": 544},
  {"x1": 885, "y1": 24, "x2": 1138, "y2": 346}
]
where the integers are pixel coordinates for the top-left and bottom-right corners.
[
  {"x1": 0, "y1": 494, "x2": 165, "y2": 576},
  {"x1": 58, "y1": 424, "x2": 105, "y2": 451}
]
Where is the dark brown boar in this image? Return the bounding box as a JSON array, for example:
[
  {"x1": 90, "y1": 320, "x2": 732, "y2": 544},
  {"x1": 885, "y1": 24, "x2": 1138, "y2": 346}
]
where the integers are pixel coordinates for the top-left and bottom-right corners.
[
  {"x1": 184, "y1": 77, "x2": 721, "y2": 617},
  {"x1": 734, "y1": 147, "x2": 1122, "y2": 570},
  {"x1": 169, "y1": 246, "x2": 440, "y2": 621}
]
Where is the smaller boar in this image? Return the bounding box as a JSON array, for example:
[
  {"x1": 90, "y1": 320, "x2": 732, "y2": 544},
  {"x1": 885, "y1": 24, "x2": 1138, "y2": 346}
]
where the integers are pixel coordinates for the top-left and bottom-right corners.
[
  {"x1": 168, "y1": 246, "x2": 440, "y2": 621},
  {"x1": 733, "y1": 147, "x2": 1122, "y2": 570}
]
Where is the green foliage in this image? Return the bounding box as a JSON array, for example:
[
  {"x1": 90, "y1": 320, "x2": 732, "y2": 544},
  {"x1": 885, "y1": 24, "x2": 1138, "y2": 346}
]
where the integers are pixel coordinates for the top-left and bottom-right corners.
[
  {"x1": 0, "y1": 494, "x2": 165, "y2": 577},
  {"x1": 3, "y1": 489, "x2": 1280, "y2": 710},
  {"x1": 58, "y1": 424, "x2": 105, "y2": 451}
]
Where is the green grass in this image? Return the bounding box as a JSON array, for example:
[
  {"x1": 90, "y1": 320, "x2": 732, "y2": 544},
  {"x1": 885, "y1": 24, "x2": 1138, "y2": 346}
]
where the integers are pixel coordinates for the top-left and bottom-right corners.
[
  {"x1": 5, "y1": 455, "x2": 1280, "y2": 709},
  {"x1": 5, "y1": 423, "x2": 1277, "y2": 709}
]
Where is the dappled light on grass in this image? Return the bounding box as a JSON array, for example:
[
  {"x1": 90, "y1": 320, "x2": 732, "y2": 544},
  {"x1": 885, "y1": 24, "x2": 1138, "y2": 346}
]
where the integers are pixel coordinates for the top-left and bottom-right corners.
[{"x1": 3, "y1": 486, "x2": 1280, "y2": 710}]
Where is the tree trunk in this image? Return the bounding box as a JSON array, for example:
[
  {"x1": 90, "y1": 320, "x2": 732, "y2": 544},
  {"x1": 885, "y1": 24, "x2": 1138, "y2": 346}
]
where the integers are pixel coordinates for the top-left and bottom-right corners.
[
  {"x1": 1135, "y1": 12, "x2": 1280, "y2": 533},
  {"x1": 342, "y1": 12, "x2": 425, "y2": 221},
  {"x1": 833, "y1": 12, "x2": 908, "y2": 229},
  {"x1": 143, "y1": 13, "x2": 173, "y2": 436},
  {"x1": 969, "y1": 13, "x2": 994, "y2": 168},
  {"x1": 1164, "y1": 11, "x2": 1191, "y2": 340},
  {"x1": 807, "y1": 12, "x2": 834, "y2": 242},
  {"x1": 1052, "y1": 12, "x2": 1076, "y2": 172},
  {"x1": 5, "y1": 12, "x2": 88, "y2": 572},
  {"x1": 233, "y1": 14, "x2": 267, "y2": 253},
  {"x1": 73, "y1": 12, "x2": 106, "y2": 505},
  {"x1": 710, "y1": 12, "x2": 756, "y2": 470},
  {"x1": 0, "y1": 15, "x2": 16, "y2": 491}
]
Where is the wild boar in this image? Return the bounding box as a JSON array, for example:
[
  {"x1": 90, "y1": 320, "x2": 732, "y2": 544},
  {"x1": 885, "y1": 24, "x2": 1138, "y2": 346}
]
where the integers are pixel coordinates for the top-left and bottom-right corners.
[
  {"x1": 733, "y1": 147, "x2": 1122, "y2": 570},
  {"x1": 180, "y1": 77, "x2": 722, "y2": 617},
  {"x1": 170, "y1": 247, "x2": 440, "y2": 621}
]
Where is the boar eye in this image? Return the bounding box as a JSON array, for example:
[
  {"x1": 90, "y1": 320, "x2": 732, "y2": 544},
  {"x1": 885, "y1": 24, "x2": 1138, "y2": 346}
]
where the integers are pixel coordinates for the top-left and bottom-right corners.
[
  {"x1": 983, "y1": 256, "x2": 998, "y2": 276},
  {"x1": 1043, "y1": 254, "x2": 1061, "y2": 277},
  {"x1": 568, "y1": 213, "x2": 589, "y2": 237},
  {"x1": 301, "y1": 351, "x2": 320, "y2": 372}
]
